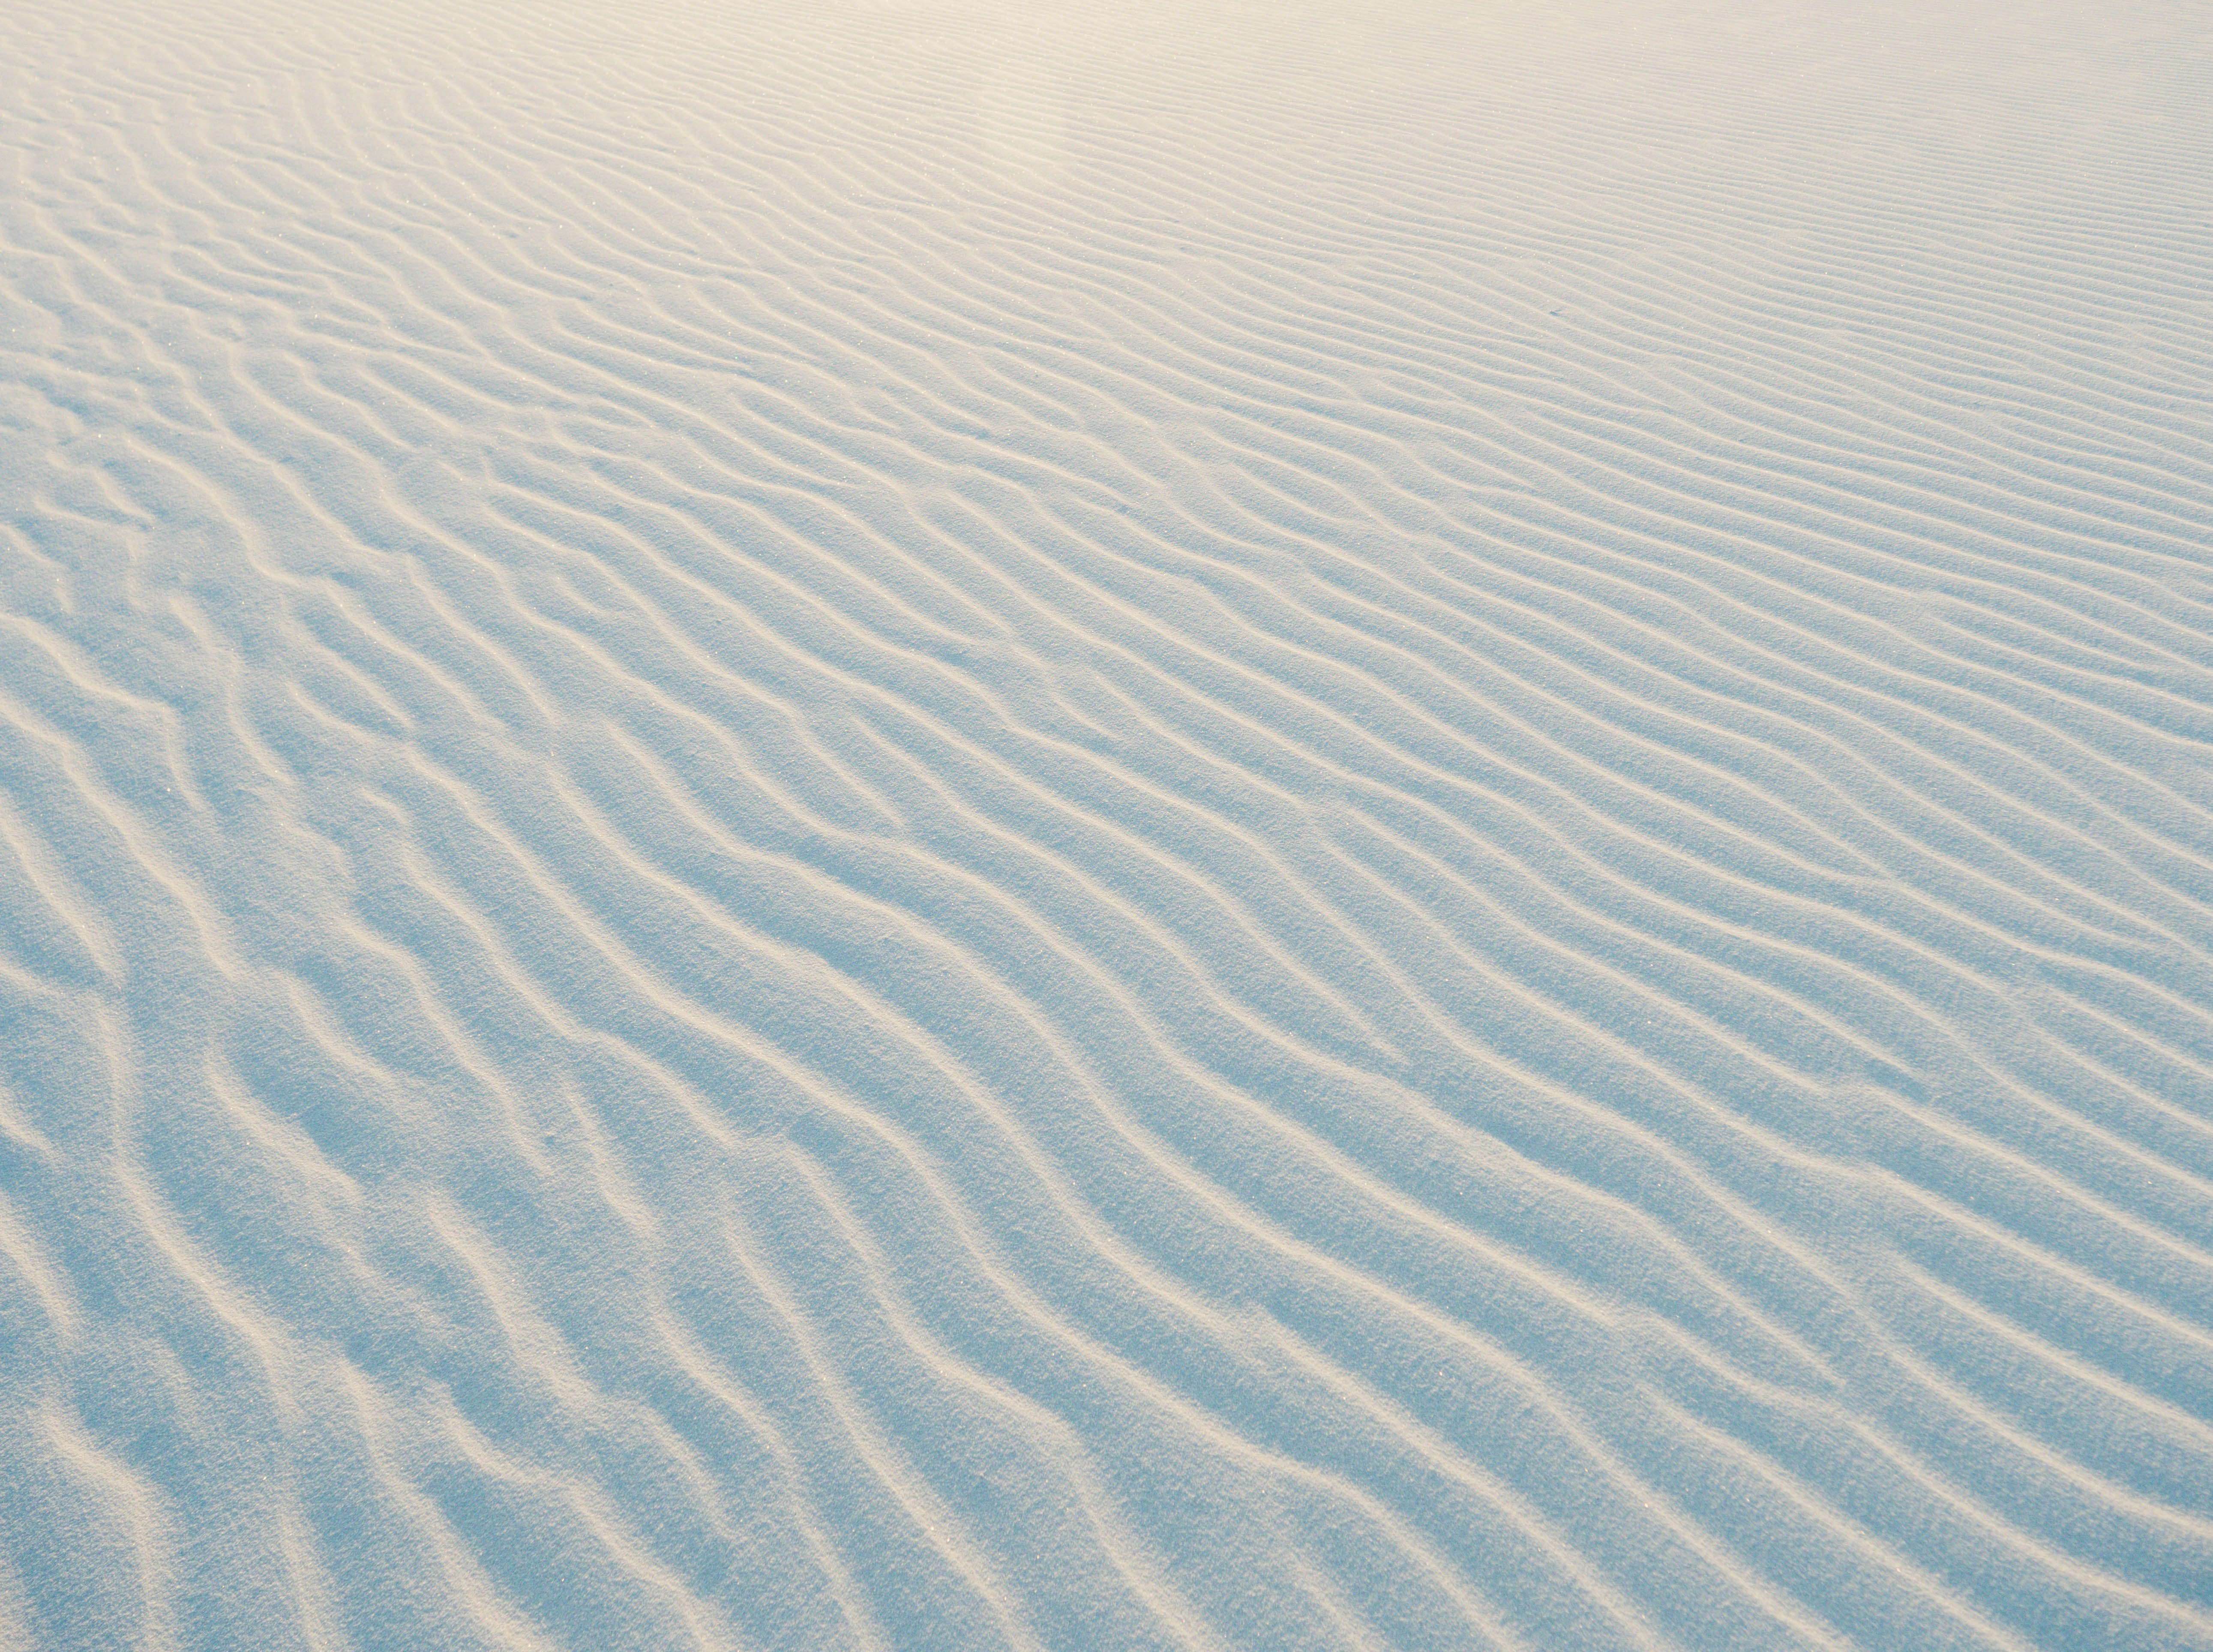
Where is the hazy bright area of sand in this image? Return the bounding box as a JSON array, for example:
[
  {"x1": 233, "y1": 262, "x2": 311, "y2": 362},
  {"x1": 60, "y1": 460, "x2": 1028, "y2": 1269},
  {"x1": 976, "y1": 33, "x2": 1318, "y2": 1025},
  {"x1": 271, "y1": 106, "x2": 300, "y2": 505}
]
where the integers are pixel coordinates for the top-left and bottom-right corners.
[{"x1": 2, "y1": 0, "x2": 2210, "y2": 1646}]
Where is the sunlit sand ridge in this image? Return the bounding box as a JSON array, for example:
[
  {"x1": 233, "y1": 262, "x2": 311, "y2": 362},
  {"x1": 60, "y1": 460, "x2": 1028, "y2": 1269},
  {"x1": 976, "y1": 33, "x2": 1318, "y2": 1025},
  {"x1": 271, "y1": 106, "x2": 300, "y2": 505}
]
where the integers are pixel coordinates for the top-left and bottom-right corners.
[{"x1": 2, "y1": 0, "x2": 2210, "y2": 1646}]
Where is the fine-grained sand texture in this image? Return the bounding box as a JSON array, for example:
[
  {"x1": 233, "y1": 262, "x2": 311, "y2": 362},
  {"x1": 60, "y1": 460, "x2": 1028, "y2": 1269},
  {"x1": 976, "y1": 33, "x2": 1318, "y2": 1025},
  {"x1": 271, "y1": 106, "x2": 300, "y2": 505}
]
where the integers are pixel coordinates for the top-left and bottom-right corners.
[{"x1": 3, "y1": 1, "x2": 2211, "y2": 1646}]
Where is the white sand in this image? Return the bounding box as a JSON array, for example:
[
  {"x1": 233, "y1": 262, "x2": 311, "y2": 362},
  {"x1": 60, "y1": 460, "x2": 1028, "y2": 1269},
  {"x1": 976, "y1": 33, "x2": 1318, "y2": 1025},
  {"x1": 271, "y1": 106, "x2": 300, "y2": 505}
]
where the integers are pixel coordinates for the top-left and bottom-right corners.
[{"x1": 1, "y1": 0, "x2": 2210, "y2": 1646}]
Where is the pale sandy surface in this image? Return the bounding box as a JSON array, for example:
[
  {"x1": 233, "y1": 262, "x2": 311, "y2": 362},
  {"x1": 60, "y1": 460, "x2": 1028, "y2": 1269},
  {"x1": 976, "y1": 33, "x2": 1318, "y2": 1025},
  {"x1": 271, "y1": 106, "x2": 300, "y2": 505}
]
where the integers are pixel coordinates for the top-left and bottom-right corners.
[{"x1": 2, "y1": 1, "x2": 2211, "y2": 1647}]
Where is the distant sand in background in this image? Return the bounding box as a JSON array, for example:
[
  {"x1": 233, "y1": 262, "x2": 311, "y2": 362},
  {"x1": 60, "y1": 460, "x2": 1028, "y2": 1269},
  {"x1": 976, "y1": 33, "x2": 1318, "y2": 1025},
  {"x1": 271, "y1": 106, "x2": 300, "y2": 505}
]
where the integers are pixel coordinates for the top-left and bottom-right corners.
[{"x1": 2, "y1": 0, "x2": 2210, "y2": 1646}]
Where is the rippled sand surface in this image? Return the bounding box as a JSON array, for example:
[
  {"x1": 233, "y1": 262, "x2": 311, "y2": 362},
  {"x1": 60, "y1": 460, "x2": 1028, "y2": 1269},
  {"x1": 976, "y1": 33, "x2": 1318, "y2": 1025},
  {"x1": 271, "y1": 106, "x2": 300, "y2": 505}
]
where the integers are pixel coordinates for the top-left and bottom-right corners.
[{"x1": 3, "y1": 1, "x2": 2210, "y2": 1646}]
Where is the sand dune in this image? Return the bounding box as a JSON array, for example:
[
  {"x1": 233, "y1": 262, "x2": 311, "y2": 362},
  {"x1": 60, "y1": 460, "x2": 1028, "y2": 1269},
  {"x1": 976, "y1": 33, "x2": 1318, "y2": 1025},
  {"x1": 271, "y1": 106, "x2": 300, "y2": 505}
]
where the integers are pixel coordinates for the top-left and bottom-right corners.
[{"x1": 2, "y1": 0, "x2": 2210, "y2": 1646}]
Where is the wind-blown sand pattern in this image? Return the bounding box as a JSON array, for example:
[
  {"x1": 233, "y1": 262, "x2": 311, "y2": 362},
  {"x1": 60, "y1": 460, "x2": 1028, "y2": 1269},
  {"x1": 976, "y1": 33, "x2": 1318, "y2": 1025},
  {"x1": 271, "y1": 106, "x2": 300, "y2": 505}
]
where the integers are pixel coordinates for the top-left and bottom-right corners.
[{"x1": 2, "y1": 0, "x2": 2210, "y2": 1646}]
